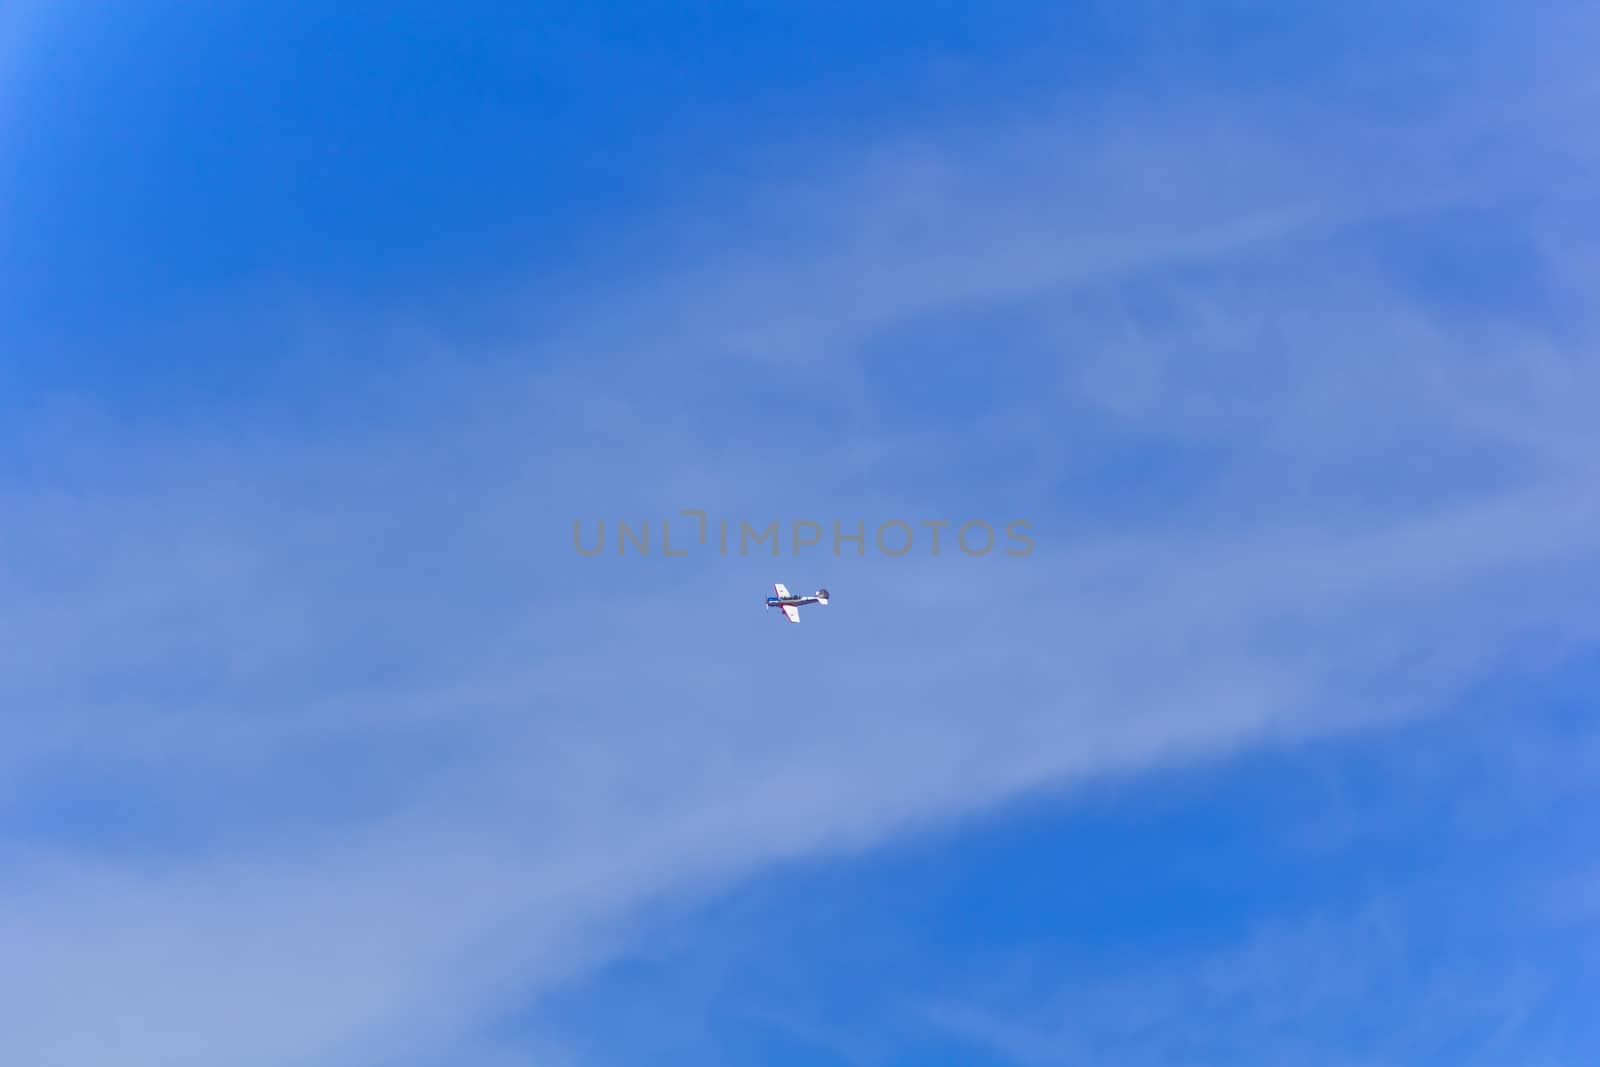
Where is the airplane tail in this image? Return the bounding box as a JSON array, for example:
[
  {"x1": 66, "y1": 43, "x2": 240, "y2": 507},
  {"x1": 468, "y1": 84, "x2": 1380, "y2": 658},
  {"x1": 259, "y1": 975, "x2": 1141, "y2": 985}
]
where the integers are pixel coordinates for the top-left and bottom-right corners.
[{"x1": 815, "y1": 589, "x2": 830, "y2": 605}]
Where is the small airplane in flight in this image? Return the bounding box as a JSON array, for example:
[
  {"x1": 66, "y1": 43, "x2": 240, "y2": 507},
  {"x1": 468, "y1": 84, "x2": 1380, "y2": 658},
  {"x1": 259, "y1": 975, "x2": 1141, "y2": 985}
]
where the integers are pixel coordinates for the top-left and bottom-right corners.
[{"x1": 766, "y1": 582, "x2": 830, "y2": 623}]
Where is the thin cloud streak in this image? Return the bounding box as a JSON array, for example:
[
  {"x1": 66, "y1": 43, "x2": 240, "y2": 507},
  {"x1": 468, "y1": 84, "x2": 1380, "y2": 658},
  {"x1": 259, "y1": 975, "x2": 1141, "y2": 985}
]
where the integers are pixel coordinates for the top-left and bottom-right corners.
[{"x1": 3, "y1": 21, "x2": 1599, "y2": 1066}]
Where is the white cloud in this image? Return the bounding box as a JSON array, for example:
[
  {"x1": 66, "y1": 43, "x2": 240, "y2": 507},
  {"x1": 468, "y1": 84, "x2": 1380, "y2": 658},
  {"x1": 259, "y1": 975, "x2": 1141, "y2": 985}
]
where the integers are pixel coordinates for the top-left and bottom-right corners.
[
  {"x1": 2, "y1": 10, "x2": 1599, "y2": 1064},
  {"x1": 925, "y1": 897, "x2": 1561, "y2": 1067}
]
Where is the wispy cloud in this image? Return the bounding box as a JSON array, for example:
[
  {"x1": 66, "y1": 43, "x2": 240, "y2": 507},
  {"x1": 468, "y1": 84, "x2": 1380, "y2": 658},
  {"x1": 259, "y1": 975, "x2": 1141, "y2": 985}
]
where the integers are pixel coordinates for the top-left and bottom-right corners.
[
  {"x1": 2, "y1": 8, "x2": 1598, "y2": 1065},
  {"x1": 925, "y1": 900, "x2": 1558, "y2": 1067}
]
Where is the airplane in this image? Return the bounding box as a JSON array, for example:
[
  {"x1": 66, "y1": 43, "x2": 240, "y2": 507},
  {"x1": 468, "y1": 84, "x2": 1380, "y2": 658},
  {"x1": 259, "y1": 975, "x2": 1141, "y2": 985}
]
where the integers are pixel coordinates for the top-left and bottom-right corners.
[{"x1": 766, "y1": 582, "x2": 830, "y2": 623}]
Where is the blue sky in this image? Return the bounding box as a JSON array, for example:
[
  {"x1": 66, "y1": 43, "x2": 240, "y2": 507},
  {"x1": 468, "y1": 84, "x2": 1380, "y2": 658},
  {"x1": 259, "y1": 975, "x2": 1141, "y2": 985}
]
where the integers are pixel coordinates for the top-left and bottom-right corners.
[{"x1": 3, "y1": 3, "x2": 1599, "y2": 1065}]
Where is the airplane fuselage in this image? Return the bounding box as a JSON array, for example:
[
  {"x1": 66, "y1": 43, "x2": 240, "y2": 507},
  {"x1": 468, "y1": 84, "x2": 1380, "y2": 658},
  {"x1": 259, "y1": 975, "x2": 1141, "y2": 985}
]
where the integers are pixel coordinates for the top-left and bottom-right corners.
[{"x1": 767, "y1": 584, "x2": 829, "y2": 622}]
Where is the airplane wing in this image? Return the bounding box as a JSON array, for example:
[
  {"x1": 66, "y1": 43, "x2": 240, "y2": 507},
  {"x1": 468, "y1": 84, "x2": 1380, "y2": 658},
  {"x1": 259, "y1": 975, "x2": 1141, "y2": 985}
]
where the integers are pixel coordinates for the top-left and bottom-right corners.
[
  {"x1": 774, "y1": 582, "x2": 791, "y2": 599},
  {"x1": 781, "y1": 603, "x2": 800, "y2": 623}
]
